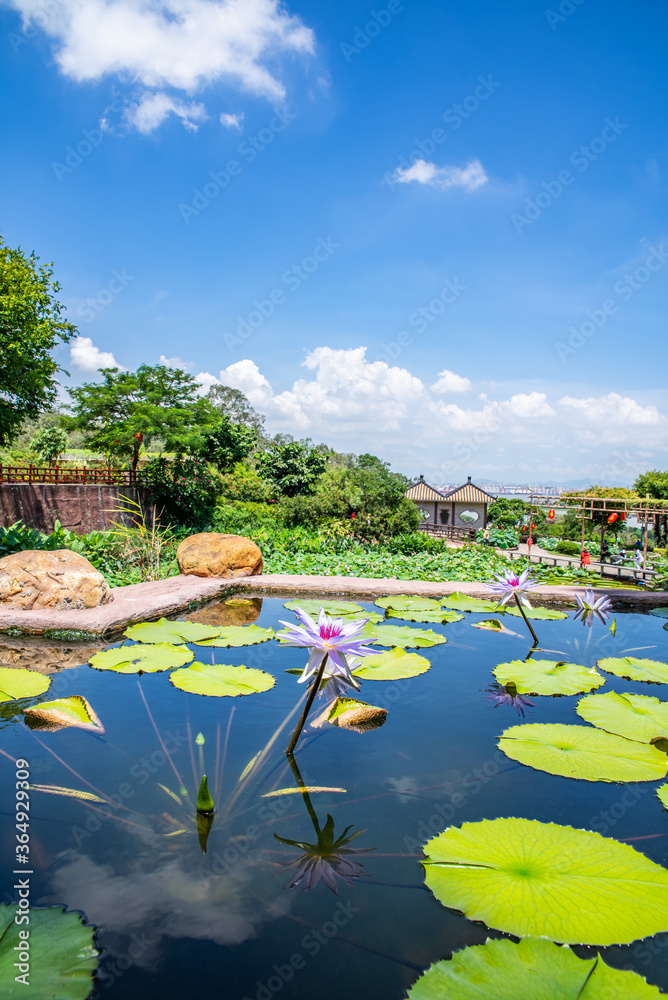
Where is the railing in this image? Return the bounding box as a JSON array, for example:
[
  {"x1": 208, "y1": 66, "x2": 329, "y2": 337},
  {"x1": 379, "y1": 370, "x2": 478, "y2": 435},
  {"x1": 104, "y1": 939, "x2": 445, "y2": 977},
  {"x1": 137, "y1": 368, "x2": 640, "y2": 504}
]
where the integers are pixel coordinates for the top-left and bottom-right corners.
[
  {"x1": 0, "y1": 464, "x2": 136, "y2": 487},
  {"x1": 507, "y1": 548, "x2": 657, "y2": 584},
  {"x1": 418, "y1": 523, "x2": 475, "y2": 542}
]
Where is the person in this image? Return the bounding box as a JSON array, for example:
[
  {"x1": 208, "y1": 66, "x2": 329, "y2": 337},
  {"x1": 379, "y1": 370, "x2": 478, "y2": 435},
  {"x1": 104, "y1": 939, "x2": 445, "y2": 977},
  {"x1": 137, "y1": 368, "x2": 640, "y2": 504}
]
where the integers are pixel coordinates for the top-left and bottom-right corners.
[
  {"x1": 581, "y1": 548, "x2": 591, "y2": 569},
  {"x1": 611, "y1": 547, "x2": 626, "y2": 566},
  {"x1": 634, "y1": 547, "x2": 644, "y2": 569},
  {"x1": 483, "y1": 526, "x2": 490, "y2": 544},
  {"x1": 600, "y1": 540, "x2": 610, "y2": 563}
]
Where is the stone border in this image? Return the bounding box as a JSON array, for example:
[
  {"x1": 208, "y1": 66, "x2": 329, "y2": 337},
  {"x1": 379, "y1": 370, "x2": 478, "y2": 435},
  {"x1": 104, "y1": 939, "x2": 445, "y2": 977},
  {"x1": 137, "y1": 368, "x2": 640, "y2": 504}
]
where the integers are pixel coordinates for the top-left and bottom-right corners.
[{"x1": 0, "y1": 572, "x2": 665, "y2": 639}]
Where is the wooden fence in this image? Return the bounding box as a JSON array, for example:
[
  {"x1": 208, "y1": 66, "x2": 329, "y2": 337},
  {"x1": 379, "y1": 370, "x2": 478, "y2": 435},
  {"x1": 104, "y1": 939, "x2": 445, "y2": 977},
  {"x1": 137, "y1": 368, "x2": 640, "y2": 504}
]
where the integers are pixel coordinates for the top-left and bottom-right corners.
[{"x1": 0, "y1": 464, "x2": 136, "y2": 487}]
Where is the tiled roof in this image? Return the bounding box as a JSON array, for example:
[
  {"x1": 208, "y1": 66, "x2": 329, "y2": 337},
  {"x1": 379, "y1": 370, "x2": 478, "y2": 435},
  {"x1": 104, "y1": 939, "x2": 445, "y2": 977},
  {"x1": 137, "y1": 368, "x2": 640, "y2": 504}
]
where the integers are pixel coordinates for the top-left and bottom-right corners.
[
  {"x1": 443, "y1": 479, "x2": 496, "y2": 503},
  {"x1": 405, "y1": 478, "x2": 447, "y2": 502}
]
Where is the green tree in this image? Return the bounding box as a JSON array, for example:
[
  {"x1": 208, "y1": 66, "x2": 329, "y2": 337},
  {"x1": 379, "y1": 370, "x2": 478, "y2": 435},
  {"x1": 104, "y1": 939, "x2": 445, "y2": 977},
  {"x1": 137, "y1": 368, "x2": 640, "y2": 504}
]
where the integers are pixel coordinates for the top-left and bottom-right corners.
[
  {"x1": 202, "y1": 415, "x2": 258, "y2": 472},
  {"x1": 634, "y1": 471, "x2": 668, "y2": 547},
  {"x1": 257, "y1": 440, "x2": 327, "y2": 497},
  {"x1": 487, "y1": 498, "x2": 529, "y2": 527},
  {"x1": 0, "y1": 239, "x2": 76, "y2": 445},
  {"x1": 206, "y1": 384, "x2": 265, "y2": 434},
  {"x1": 67, "y1": 365, "x2": 214, "y2": 472},
  {"x1": 137, "y1": 454, "x2": 218, "y2": 529},
  {"x1": 561, "y1": 486, "x2": 638, "y2": 543},
  {"x1": 30, "y1": 426, "x2": 69, "y2": 465},
  {"x1": 315, "y1": 456, "x2": 419, "y2": 537}
]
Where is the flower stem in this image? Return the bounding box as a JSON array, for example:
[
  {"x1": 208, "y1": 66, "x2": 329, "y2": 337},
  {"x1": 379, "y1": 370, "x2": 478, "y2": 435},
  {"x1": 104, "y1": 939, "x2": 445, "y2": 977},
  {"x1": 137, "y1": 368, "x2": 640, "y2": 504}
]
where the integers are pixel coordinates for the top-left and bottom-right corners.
[
  {"x1": 514, "y1": 592, "x2": 539, "y2": 644},
  {"x1": 286, "y1": 653, "x2": 330, "y2": 756}
]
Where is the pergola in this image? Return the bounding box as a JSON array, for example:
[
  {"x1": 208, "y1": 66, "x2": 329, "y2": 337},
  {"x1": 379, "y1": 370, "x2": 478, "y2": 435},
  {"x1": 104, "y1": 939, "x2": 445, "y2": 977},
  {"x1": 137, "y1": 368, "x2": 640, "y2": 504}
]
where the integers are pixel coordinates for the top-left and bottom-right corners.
[{"x1": 521, "y1": 492, "x2": 668, "y2": 570}]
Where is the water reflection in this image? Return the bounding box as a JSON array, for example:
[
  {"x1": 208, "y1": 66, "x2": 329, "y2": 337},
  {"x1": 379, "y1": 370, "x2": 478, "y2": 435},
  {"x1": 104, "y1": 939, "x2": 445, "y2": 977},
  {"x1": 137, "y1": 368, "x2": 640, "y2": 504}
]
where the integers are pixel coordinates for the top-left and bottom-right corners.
[{"x1": 274, "y1": 756, "x2": 375, "y2": 894}]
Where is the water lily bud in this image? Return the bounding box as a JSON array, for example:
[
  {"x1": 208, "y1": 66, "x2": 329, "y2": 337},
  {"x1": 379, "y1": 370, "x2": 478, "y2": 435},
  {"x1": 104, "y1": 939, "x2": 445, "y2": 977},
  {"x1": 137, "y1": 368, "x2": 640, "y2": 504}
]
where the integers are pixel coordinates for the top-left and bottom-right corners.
[{"x1": 196, "y1": 775, "x2": 215, "y2": 814}]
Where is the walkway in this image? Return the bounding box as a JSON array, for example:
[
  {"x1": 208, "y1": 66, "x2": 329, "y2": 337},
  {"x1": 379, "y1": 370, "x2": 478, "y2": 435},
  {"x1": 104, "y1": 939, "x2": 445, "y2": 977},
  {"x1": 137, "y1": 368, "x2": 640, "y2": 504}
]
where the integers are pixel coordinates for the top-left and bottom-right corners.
[{"x1": 500, "y1": 542, "x2": 656, "y2": 584}]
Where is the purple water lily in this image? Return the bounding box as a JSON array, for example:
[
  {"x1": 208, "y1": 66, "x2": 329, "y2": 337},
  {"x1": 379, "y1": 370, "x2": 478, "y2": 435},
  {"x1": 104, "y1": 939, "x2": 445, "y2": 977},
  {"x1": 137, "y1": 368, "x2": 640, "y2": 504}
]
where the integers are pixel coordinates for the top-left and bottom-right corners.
[
  {"x1": 274, "y1": 815, "x2": 374, "y2": 894},
  {"x1": 485, "y1": 567, "x2": 539, "y2": 608},
  {"x1": 574, "y1": 589, "x2": 612, "y2": 628},
  {"x1": 485, "y1": 683, "x2": 534, "y2": 717},
  {"x1": 278, "y1": 608, "x2": 375, "y2": 693}
]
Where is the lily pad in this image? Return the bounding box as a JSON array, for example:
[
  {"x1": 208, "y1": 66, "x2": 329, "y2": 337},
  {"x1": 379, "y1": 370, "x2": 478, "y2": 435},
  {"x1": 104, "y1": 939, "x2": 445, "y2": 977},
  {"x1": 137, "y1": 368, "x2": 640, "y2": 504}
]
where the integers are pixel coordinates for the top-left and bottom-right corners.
[
  {"x1": 386, "y1": 608, "x2": 464, "y2": 624},
  {"x1": 89, "y1": 643, "x2": 193, "y2": 674},
  {"x1": 0, "y1": 904, "x2": 98, "y2": 998},
  {"x1": 193, "y1": 625, "x2": 275, "y2": 647},
  {"x1": 0, "y1": 666, "x2": 50, "y2": 704},
  {"x1": 597, "y1": 657, "x2": 668, "y2": 685},
  {"x1": 505, "y1": 606, "x2": 568, "y2": 620},
  {"x1": 169, "y1": 662, "x2": 276, "y2": 698},
  {"x1": 353, "y1": 648, "x2": 431, "y2": 680},
  {"x1": 283, "y1": 599, "x2": 365, "y2": 617},
  {"x1": 363, "y1": 623, "x2": 447, "y2": 647},
  {"x1": 649, "y1": 608, "x2": 668, "y2": 619},
  {"x1": 23, "y1": 696, "x2": 104, "y2": 734},
  {"x1": 498, "y1": 722, "x2": 668, "y2": 782},
  {"x1": 440, "y1": 592, "x2": 499, "y2": 613},
  {"x1": 422, "y1": 816, "x2": 668, "y2": 944},
  {"x1": 493, "y1": 659, "x2": 605, "y2": 696},
  {"x1": 124, "y1": 618, "x2": 221, "y2": 644},
  {"x1": 375, "y1": 595, "x2": 444, "y2": 611},
  {"x1": 577, "y1": 691, "x2": 668, "y2": 744},
  {"x1": 472, "y1": 619, "x2": 516, "y2": 634},
  {"x1": 658, "y1": 785, "x2": 668, "y2": 809},
  {"x1": 406, "y1": 936, "x2": 663, "y2": 999},
  {"x1": 323, "y1": 697, "x2": 387, "y2": 732}
]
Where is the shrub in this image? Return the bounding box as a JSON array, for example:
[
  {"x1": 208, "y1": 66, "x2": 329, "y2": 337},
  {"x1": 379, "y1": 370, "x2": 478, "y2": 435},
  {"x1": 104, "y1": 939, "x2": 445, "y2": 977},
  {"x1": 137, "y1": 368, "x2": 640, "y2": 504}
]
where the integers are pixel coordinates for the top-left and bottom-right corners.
[
  {"x1": 138, "y1": 454, "x2": 218, "y2": 530},
  {"x1": 217, "y1": 463, "x2": 277, "y2": 503},
  {"x1": 555, "y1": 539, "x2": 581, "y2": 556}
]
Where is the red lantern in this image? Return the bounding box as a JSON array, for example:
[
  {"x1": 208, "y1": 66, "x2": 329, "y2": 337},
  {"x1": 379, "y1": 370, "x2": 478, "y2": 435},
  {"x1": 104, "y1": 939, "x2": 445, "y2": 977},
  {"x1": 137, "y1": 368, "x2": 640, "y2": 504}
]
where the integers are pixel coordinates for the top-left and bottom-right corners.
[
  {"x1": 531, "y1": 522, "x2": 535, "y2": 530},
  {"x1": 621, "y1": 513, "x2": 627, "y2": 521},
  {"x1": 548, "y1": 509, "x2": 555, "y2": 521},
  {"x1": 608, "y1": 513, "x2": 618, "y2": 524},
  {"x1": 134, "y1": 432, "x2": 142, "y2": 441}
]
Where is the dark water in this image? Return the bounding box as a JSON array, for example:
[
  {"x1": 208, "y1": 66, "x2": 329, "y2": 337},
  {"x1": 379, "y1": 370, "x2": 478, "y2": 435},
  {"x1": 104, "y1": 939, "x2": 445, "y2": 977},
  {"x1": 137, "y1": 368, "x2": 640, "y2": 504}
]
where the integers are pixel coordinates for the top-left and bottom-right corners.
[{"x1": 3, "y1": 597, "x2": 668, "y2": 998}]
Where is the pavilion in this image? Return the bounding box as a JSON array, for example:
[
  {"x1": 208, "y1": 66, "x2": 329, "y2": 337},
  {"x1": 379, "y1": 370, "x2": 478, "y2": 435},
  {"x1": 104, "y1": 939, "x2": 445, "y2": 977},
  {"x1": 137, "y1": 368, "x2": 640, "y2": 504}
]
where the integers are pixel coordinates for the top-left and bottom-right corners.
[{"x1": 405, "y1": 475, "x2": 496, "y2": 530}]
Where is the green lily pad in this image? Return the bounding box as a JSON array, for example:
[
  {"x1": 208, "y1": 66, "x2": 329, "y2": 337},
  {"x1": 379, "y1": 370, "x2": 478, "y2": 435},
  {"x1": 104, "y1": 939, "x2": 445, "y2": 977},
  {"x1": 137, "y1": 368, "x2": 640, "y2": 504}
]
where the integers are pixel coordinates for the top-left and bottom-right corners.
[
  {"x1": 472, "y1": 619, "x2": 516, "y2": 633},
  {"x1": 0, "y1": 904, "x2": 98, "y2": 998},
  {"x1": 406, "y1": 936, "x2": 663, "y2": 999},
  {"x1": 283, "y1": 599, "x2": 366, "y2": 617},
  {"x1": 498, "y1": 722, "x2": 668, "y2": 782},
  {"x1": 169, "y1": 662, "x2": 276, "y2": 697},
  {"x1": 577, "y1": 690, "x2": 668, "y2": 743},
  {"x1": 386, "y1": 608, "x2": 464, "y2": 624},
  {"x1": 375, "y1": 595, "x2": 444, "y2": 611},
  {"x1": 493, "y1": 659, "x2": 605, "y2": 696},
  {"x1": 353, "y1": 648, "x2": 431, "y2": 680},
  {"x1": 658, "y1": 785, "x2": 668, "y2": 809},
  {"x1": 597, "y1": 657, "x2": 668, "y2": 685},
  {"x1": 649, "y1": 608, "x2": 668, "y2": 619},
  {"x1": 89, "y1": 643, "x2": 193, "y2": 673},
  {"x1": 124, "y1": 617, "x2": 222, "y2": 644},
  {"x1": 363, "y1": 623, "x2": 447, "y2": 647},
  {"x1": 23, "y1": 696, "x2": 104, "y2": 733},
  {"x1": 440, "y1": 592, "x2": 499, "y2": 613},
  {"x1": 193, "y1": 625, "x2": 275, "y2": 647},
  {"x1": 0, "y1": 666, "x2": 50, "y2": 704},
  {"x1": 505, "y1": 606, "x2": 568, "y2": 620},
  {"x1": 422, "y1": 816, "x2": 668, "y2": 945}
]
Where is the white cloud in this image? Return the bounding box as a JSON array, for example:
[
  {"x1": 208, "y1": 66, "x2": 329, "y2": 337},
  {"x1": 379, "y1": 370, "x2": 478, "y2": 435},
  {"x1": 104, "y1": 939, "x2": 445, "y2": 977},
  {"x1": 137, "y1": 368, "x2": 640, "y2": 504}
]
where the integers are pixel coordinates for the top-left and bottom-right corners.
[
  {"x1": 70, "y1": 336, "x2": 124, "y2": 372},
  {"x1": 9, "y1": 0, "x2": 315, "y2": 128},
  {"x1": 430, "y1": 369, "x2": 472, "y2": 394},
  {"x1": 125, "y1": 92, "x2": 208, "y2": 133},
  {"x1": 206, "y1": 347, "x2": 668, "y2": 482},
  {"x1": 392, "y1": 158, "x2": 488, "y2": 192},
  {"x1": 220, "y1": 111, "x2": 244, "y2": 130},
  {"x1": 159, "y1": 354, "x2": 193, "y2": 370}
]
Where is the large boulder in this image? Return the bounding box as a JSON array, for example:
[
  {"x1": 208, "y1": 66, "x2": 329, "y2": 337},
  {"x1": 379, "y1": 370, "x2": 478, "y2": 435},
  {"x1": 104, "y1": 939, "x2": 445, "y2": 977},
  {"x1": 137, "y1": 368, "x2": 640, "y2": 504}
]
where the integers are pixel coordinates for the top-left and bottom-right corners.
[
  {"x1": 0, "y1": 550, "x2": 112, "y2": 611},
  {"x1": 176, "y1": 533, "x2": 263, "y2": 579}
]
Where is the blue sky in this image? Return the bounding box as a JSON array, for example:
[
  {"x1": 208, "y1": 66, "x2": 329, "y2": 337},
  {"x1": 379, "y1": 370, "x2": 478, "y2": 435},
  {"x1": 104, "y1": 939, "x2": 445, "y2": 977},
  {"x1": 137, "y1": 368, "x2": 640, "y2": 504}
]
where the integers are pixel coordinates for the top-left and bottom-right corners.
[{"x1": 1, "y1": 0, "x2": 666, "y2": 484}]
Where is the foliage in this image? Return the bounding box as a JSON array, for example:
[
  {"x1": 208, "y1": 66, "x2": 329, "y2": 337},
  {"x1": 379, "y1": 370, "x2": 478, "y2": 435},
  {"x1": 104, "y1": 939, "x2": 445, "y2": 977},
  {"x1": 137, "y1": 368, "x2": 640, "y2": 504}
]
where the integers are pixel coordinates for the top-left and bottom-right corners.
[
  {"x1": 216, "y1": 464, "x2": 277, "y2": 503},
  {"x1": 493, "y1": 659, "x2": 604, "y2": 696},
  {"x1": 634, "y1": 470, "x2": 668, "y2": 547},
  {"x1": 108, "y1": 494, "x2": 177, "y2": 581},
  {"x1": 201, "y1": 415, "x2": 258, "y2": 472},
  {"x1": 314, "y1": 458, "x2": 420, "y2": 538},
  {"x1": 67, "y1": 365, "x2": 214, "y2": 471},
  {"x1": 576, "y1": 691, "x2": 668, "y2": 743},
  {"x1": 486, "y1": 497, "x2": 528, "y2": 527},
  {"x1": 29, "y1": 424, "x2": 69, "y2": 464},
  {"x1": 0, "y1": 665, "x2": 51, "y2": 703},
  {"x1": 169, "y1": 661, "x2": 276, "y2": 697},
  {"x1": 206, "y1": 383, "x2": 265, "y2": 434},
  {"x1": 256, "y1": 440, "x2": 327, "y2": 497},
  {"x1": 138, "y1": 454, "x2": 219, "y2": 529},
  {"x1": 90, "y1": 643, "x2": 194, "y2": 673},
  {"x1": 561, "y1": 486, "x2": 639, "y2": 539},
  {"x1": 0, "y1": 239, "x2": 76, "y2": 445},
  {"x1": 476, "y1": 525, "x2": 518, "y2": 548}
]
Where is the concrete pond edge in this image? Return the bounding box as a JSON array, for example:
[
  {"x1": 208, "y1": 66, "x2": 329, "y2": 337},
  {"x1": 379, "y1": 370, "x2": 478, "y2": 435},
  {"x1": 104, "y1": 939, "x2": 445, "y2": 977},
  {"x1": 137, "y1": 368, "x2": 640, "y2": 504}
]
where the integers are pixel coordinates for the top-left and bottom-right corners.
[{"x1": 0, "y1": 572, "x2": 666, "y2": 640}]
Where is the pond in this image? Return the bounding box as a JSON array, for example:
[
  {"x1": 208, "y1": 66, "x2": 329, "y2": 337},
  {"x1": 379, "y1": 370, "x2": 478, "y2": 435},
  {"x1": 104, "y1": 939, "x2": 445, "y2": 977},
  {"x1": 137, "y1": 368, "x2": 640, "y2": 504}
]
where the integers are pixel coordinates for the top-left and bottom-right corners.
[{"x1": 2, "y1": 593, "x2": 668, "y2": 997}]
